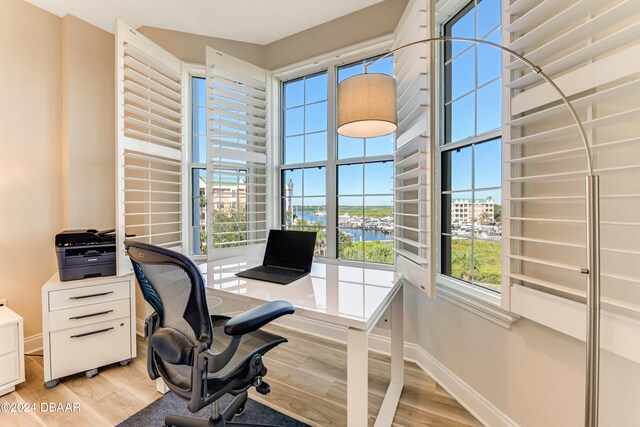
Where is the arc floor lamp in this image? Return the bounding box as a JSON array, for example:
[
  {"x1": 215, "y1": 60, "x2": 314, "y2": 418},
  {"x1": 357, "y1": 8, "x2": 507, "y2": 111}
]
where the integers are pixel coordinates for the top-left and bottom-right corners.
[{"x1": 337, "y1": 35, "x2": 601, "y2": 427}]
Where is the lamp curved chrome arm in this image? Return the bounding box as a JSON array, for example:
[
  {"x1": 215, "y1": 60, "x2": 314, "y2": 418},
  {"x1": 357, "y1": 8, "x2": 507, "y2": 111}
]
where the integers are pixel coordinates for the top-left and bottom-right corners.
[{"x1": 338, "y1": 35, "x2": 600, "y2": 427}]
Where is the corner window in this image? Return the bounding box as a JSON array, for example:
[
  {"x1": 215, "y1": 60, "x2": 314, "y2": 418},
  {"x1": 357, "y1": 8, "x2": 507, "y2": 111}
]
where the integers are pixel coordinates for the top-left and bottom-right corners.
[
  {"x1": 439, "y1": 0, "x2": 502, "y2": 292},
  {"x1": 280, "y1": 55, "x2": 395, "y2": 264}
]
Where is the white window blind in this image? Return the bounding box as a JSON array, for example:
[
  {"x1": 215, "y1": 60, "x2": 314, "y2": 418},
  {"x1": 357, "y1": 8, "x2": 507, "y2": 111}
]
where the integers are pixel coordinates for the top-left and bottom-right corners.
[
  {"x1": 393, "y1": 0, "x2": 436, "y2": 297},
  {"x1": 205, "y1": 47, "x2": 269, "y2": 258},
  {"x1": 504, "y1": 0, "x2": 640, "y2": 328},
  {"x1": 115, "y1": 19, "x2": 186, "y2": 275}
]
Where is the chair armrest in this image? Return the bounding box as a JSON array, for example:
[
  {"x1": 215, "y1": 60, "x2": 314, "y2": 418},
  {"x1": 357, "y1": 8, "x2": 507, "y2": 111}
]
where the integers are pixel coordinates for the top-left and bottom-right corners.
[{"x1": 224, "y1": 300, "x2": 295, "y2": 336}]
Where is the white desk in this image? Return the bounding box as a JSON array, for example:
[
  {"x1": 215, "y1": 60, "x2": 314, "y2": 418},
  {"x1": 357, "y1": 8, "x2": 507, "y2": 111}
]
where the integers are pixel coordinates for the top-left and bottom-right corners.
[{"x1": 202, "y1": 257, "x2": 404, "y2": 427}]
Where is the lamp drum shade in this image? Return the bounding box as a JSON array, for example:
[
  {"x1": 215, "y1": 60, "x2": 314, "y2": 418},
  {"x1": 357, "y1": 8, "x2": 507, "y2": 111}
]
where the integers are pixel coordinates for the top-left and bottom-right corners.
[{"x1": 337, "y1": 73, "x2": 398, "y2": 138}]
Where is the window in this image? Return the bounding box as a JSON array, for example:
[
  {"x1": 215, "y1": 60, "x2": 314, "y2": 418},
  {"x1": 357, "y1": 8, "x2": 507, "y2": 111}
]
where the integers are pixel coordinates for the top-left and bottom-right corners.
[
  {"x1": 191, "y1": 76, "x2": 207, "y2": 255},
  {"x1": 337, "y1": 161, "x2": 393, "y2": 262},
  {"x1": 280, "y1": 55, "x2": 395, "y2": 263},
  {"x1": 282, "y1": 72, "x2": 328, "y2": 164},
  {"x1": 191, "y1": 75, "x2": 254, "y2": 254},
  {"x1": 190, "y1": 50, "x2": 269, "y2": 256},
  {"x1": 439, "y1": 0, "x2": 502, "y2": 292},
  {"x1": 281, "y1": 72, "x2": 328, "y2": 256}
]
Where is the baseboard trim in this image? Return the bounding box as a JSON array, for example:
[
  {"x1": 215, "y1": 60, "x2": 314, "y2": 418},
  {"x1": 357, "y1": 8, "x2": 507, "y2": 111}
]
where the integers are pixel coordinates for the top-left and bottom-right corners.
[
  {"x1": 409, "y1": 343, "x2": 518, "y2": 427},
  {"x1": 136, "y1": 318, "x2": 145, "y2": 337},
  {"x1": 24, "y1": 333, "x2": 43, "y2": 354}
]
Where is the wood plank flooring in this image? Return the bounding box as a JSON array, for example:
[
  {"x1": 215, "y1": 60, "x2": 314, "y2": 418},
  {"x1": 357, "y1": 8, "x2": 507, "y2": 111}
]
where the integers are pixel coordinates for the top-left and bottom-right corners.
[{"x1": 0, "y1": 326, "x2": 481, "y2": 426}]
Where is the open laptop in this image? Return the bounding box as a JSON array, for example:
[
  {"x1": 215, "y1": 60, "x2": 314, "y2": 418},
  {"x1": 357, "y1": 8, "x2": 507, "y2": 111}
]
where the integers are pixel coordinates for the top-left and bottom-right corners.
[{"x1": 235, "y1": 229, "x2": 317, "y2": 284}]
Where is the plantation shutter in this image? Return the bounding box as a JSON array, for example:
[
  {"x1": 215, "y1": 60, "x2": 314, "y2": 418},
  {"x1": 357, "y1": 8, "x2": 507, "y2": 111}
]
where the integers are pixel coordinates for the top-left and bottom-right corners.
[
  {"x1": 205, "y1": 47, "x2": 270, "y2": 259},
  {"x1": 393, "y1": 0, "x2": 436, "y2": 297},
  {"x1": 115, "y1": 19, "x2": 186, "y2": 275},
  {"x1": 504, "y1": 0, "x2": 640, "y2": 346}
]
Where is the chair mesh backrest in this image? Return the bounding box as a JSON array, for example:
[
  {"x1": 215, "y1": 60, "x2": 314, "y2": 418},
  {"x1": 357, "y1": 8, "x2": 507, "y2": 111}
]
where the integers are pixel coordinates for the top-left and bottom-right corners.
[
  {"x1": 126, "y1": 241, "x2": 213, "y2": 341},
  {"x1": 137, "y1": 263, "x2": 198, "y2": 344},
  {"x1": 126, "y1": 241, "x2": 213, "y2": 390}
]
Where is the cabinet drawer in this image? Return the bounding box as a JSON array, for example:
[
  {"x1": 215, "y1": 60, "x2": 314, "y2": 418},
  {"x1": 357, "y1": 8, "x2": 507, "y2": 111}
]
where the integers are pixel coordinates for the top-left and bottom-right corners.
[
  {"x1": 50, "y1": 318, "x2": 132, "y2": 380},
  {"x1": 48, "y1": 299, "x2": 130, "y2": 332},
  {"x1": 49, "y1": 281, "x2": 129, "y2": 311},
  {"x1": 0, "y1": 323, "x2": 18, "y2": 356},
  {"x1": 0, "y1": 352, "x2": 19, "y2": 386}
]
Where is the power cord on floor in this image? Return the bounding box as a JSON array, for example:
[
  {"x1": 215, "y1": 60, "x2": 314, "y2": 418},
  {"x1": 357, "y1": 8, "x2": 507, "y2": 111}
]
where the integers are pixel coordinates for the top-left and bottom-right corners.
[{"x1": 25, "y1": 353, "x2": 43, "y2": 357}]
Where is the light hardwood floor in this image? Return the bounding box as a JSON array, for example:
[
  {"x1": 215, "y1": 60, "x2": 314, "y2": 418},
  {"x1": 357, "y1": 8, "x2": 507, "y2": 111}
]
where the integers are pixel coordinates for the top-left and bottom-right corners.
[{"x1": 0, "y1": 326, "x2": 481, "y2": 427}]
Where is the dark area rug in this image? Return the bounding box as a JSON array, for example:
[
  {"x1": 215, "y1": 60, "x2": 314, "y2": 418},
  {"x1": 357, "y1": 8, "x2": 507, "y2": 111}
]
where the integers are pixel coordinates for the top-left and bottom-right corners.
[{"x1": 117, "y1": 391, "x2": 309, "y2": 427}]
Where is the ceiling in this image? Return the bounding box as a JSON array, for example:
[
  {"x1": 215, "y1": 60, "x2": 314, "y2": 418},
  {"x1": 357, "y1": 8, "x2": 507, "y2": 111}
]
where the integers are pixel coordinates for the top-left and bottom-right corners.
[{"x1": 24, "y1": 0, "x2": 385, "y2": 45}]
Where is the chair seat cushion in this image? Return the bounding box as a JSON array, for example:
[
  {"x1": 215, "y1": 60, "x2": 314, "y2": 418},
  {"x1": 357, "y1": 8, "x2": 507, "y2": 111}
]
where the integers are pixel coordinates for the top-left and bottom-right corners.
[{"x1": 151, "y1": 327, "x2": 194, "y2": 365}]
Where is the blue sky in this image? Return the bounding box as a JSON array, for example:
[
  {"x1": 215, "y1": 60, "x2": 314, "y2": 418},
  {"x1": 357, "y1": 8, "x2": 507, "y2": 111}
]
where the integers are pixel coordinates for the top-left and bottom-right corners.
[
  {"x1": 446, "y1": 137, "x2": 501, "y2": 202},
  {"x1": 446, "y1": 0, "x2": 502, "y2": 143},
  {"x1": 282, "y1": 56, "x2": 396, "y2": 205},
  {"x1": 444, "y1": 0, "x2": 502, "y2": 202}
]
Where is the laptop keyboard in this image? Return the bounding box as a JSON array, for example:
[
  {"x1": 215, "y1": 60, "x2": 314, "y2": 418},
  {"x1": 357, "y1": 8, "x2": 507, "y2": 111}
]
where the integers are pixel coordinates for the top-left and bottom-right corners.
[{"x1": 259, "y1": 266, "x2": 302, "y2": 277}]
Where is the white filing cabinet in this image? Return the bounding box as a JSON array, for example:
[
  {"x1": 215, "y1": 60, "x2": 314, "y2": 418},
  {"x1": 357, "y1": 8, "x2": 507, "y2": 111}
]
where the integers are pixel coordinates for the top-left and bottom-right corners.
[
  {"x1": 0, "y1": 306, "x2": 25, "y2": 396},
  {"x1": 42, "y1": 273, "x2": 136, "y2": 387}
]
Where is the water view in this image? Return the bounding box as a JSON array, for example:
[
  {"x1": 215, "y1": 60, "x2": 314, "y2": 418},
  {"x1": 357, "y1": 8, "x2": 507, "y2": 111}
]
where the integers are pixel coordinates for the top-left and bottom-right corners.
[{"x1": 290, "y1": 208, "x2": 394, "y2": 242}]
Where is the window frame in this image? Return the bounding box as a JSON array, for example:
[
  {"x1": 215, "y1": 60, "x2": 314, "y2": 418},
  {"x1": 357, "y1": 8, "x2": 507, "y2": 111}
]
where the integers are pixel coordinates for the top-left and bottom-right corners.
[
  {"x1": 186, "y1": 64, "x2": 207, "y2": 258},
  {"x1": 434, "y1": 0, "x2": 517, "y2": 325},
  {"x1": 273, "y1": 40, "x2": 396, "y2": 269}
]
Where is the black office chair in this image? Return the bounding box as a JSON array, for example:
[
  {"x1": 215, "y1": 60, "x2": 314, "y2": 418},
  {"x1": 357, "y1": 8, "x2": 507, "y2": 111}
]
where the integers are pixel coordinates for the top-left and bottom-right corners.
[{"x1": 125, "y1": 240, "x2": 295, "y2": 427}]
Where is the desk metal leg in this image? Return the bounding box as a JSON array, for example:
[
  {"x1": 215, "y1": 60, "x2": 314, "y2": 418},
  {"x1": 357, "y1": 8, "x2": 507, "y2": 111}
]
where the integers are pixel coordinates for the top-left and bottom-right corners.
[
  {"x1": 374, "y1": 288, "x2": 405, "y2": 427},
  {"x1": 347, "y1": 328, "x2": 369, "y2": 427}
]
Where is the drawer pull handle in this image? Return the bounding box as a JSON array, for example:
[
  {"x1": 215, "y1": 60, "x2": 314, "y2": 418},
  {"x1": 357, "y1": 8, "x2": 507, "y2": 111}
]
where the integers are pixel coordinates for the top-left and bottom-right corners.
[
  {"x1": 70, "y1": 327, "x2": 114, "y2": 339},
  {"x1": 69, "y1": 310, "x2": 114, "y2": 320},
  {"x1": 69, "y1": 291, "x2": 113, "y2": 300}
]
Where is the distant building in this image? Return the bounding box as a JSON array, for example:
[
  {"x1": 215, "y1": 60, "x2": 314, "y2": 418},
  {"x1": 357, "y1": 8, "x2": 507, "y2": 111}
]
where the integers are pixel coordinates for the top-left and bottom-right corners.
[
  {"x1": 197, "y1": 174, "x2": 247, "y2": 228},
  {"x1": 451, "y1": 197, "x2": 495, "y2": 224}
]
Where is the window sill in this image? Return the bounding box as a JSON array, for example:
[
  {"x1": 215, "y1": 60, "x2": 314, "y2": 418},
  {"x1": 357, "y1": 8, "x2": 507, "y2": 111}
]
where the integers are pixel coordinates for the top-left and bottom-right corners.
[
  {"x1": 315, "y1": 257, "x2": 396, "y2": 271},
  {"x1": 436, "y1": 275, "x2": 519, "y2": 329}
]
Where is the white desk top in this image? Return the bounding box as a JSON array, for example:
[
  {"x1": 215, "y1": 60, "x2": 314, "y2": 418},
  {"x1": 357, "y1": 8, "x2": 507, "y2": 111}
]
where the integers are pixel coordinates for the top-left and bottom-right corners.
[{"x1": 201, "y1": 257, "x2": 403, "y2": 331}]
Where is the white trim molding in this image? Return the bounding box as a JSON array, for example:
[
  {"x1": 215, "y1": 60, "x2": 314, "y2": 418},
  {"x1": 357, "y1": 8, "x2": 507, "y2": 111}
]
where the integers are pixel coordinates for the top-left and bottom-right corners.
[
  {"x1": 136, "y1": 318, "x2": 145, "y2": 337},
  {"x1": 437, "y1": 275, "x2": 520, "y2": 329},
  {"x1": 24, "y1": 333, "x2": 43, "y2": 354},
  {"x1": 410, "y1": 342, "x2": 519, "y2": 427},
  {"x1": 271, "y1": 34, "x2": 394, "y2": 79}
]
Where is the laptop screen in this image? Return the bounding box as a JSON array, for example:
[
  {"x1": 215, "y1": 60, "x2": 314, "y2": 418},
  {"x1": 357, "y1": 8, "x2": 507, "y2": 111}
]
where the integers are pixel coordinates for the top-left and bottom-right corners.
[{"x1": 263, "y1": 229, "x2": 317, "y2": 272}]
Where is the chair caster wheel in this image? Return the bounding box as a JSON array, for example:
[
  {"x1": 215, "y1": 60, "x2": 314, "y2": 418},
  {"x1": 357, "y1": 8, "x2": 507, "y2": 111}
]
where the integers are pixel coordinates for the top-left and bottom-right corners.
[
  {"x1": 85, "y1": 368, "x2": 99, "y2": 378},
  {"x1": 235, "y1": 403, "x2": 245, "y2": 416},
  {"x1": 119, "y1": 359, "x2": 131, "y2": 366},
  {"x1": 44, "y1": 379, "x2": 58, "y2": 388}
]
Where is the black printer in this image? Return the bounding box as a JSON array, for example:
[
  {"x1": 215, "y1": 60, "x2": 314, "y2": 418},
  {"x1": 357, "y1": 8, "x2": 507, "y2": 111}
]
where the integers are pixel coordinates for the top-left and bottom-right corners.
[{"x1": 55, "y1": 229, "x2": 116, "y2": 281}]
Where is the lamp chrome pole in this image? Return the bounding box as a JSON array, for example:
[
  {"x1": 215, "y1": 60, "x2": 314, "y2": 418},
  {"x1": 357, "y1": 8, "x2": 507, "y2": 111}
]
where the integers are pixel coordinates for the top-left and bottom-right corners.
[
  {"x1": 585, "y1": 175, "x2": 600, "y2": 427},
  {"x1": 359, "y1": 36, "x2": 600, "y2": 427}
]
